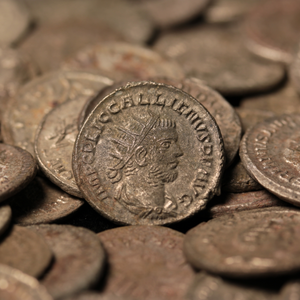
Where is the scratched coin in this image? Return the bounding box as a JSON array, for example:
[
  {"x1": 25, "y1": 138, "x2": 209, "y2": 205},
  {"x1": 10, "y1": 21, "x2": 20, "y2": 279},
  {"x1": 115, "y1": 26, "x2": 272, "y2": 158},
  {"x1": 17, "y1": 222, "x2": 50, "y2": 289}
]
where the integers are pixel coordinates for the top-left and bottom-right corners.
[
  {"x1": 244, "y1": 0, "x2": 300, "y2": 64},
  {"x1": 2, "y1": 70, "x2": 114, "y2": 158},
  {"x1": 0, "y1": 225, "x2": 52, "y2": 278},
  {"x1": 8, "y1": 177, "x2": 84, "y2": 225},
  {"x1": 0, "y1": 143, "x2": 37, "y2": 202},
  {"x1": 240, "y1": 114, "x2": 300, "y2": 206},
  {"x1": 29, "y1": 224, "x2": 105, "y2": 299},
  {"x1": 35, "y1": 76, "x2": 113, "y2": 197},
  {"x1": 0, "y1": 264, "x2": 53, "y2": 300},
  {"x1": 0, "y1": 205, "x2": 11, "y2": 236},
  {"x1": 73, "y1": 82, "x2": 225, "y2": 225},
  {"x1": 290, "y1": 43, "x2": 300, "y2": 95},
  {"x1": 154, "y1": 26, "x2": 285, "y2": 96},
  {"x1": 97, "y1": 226, "x2": 195, "y2": 300},
  {"x1": 184, "y1": 208, "x2": 300, "y2": 277},
  {"x1": 63, "y1": 42, "x2": 184, "y2": 82}
]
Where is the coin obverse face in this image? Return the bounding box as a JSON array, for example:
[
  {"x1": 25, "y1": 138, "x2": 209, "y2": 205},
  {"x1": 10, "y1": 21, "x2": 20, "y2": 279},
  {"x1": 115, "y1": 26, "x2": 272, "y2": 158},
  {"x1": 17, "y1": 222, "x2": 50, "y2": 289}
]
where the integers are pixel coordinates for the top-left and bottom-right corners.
[{"x1": 73, "y1": 82, "x2": 225, "y2": 225}]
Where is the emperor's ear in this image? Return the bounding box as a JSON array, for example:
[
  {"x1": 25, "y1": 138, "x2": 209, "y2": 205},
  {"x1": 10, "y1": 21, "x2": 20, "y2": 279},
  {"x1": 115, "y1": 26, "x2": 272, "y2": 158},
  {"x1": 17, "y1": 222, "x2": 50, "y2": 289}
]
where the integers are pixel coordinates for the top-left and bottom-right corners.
[{"x1": 135, "y1": 146, "x2": 148, "y2": 167}]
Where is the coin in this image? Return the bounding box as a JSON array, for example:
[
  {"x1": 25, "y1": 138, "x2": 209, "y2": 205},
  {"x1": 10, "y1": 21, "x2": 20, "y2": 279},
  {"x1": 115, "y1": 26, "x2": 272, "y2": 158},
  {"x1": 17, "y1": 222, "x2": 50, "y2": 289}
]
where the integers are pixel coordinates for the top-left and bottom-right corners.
[
  {"x1": 244, "y1": 0, "x2": 300, "y2": 64},
  {"x1": 290, "y1": 43, "x2": 300, "y2": 95},
  {"x1": 0, "y1": 225, "x2": 52, "y2": 278},
  {"x1": 0, "y1": 264, "x2": 53, "y2": 300},
  {"x1": 8, "y1": 177, "x2": 84, "y2": 225},
  {"x1": 65, "y1": 293, "x2": 133, "y2": 300},
  {"x1": 73, "y1": 81, "x2": 225, "y2": 225},
  {"x1": 0, "y1": 143, "x2": 37, "y2": 202},
  {"x1": 2, "y1": 70, "x2": 113, "y2": 158},
  {"x1": 240, "y1": 114, "x2": 300, "y2": 206},
  {"x1": 281, "y1": 280, "x2": 300, "y2": 300},
  {"x1": 0, "y1": 205, "x2": 11, "y2": 236},
  {"x1": 154, "y1": 26, "x2": 285, "y2": 96},
  {"x1": 62, "y1": 42, "x2": 184, "y2": 82},
  {"x1": 97, "y1": 226, "x2": 195, "y2": 300},
  {"x1": 29, "y1": 224, "x2": 105, "y2": 299}
]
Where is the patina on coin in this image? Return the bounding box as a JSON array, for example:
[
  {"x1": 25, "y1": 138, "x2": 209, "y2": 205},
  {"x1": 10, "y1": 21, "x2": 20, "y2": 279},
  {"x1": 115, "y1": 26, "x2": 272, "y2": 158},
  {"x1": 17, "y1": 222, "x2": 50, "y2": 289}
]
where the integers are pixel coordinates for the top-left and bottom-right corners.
[
  {"x1": 97, "y1": 226, "x2": 195, "y2": 300},
  {"x1": 8, "y1": 177, "x2": 84, "y2": 225},
  {"x1": 0, "y1": 264, "x2": 53, "y2": 300},
  {"x1": 0, "y1": 205, "x2": 11, "y2": 236},
  {"x1": 29, "y1": 224, "x2": 105, "y2": 300},
  {"x1": 73, "y1": 82, "x2": 225, "y2": 225},
  {"x1": 0, "y1": 143, "x2": 37, "y2": 202},
  {"x1": 184, "y1": 208, "x2": 300, "y2": 277},
  {"x1": 240, "y1": 114, "x2": 300, "y2": 206},
  {"x1": 0, "y1": 225, "x2": 52, "y2": 278}
]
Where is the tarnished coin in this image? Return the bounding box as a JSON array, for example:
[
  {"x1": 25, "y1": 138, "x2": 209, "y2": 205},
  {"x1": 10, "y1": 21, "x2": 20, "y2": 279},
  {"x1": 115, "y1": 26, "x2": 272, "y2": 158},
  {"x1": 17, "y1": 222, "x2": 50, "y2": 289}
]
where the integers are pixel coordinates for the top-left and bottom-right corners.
[
  {"x1": 0, "y1": 225, "x2": 52, "y2": 278},
  {"x1": 2, "y1": 70, "x2": 113, "y2": 158},
  {"x1": 73, "y1": 82, "x2": 225, "y2": 225},
  {"x1": 290, "y1": 43, "x2": 300, "y2": 95},
  {"x1": 244, "y1": 0, "x2": 300, "y2": 64},
  {"x1": 184, "y1": 208, "x2": 300, "y2": 277},
  {"x1": 9, "y1": 177, "x2": 84, "y2": 225},
  {"x1": 0, "y1": 143, "x2": 37, "y2": 202},
  {"x1": 154, "y1": 26, "x2": 285, "y2": 96},
  {"x1": 0, "y1": 264, "x2": 53, "y2": 300},
  {"x1": 29, "y1": 224, "x2": 105, "y2": 300},
  {"x1": 0, "y1": 205, "x2": 11, "y2": 236},
  {"x1": 240, "y1": 114, "x2": 300, "y2": 206},
  {"x1": 97, "y1": 226, "x2": 195, "y2": 300},
  {"x1": 62, "y1": 42, "x2": 184, "y2": 82}
]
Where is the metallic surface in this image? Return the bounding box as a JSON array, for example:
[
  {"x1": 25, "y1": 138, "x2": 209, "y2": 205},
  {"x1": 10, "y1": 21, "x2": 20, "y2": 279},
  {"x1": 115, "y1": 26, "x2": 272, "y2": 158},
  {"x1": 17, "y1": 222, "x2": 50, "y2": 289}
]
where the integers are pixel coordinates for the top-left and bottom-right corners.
[
  {"x1": 0, "y1": 205, "x2": 11, "y2": 236},
  {"x1": 290, "y1": 44, "x2": 300, "y2": 95}
]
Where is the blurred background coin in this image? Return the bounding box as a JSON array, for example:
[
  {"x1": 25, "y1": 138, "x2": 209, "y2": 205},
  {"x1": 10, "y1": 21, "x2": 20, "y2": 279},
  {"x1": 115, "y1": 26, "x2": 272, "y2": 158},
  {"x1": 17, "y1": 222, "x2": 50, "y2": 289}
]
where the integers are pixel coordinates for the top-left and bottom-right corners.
[{"x1": 0, "y1": 205, "x2": 11, "y2": 236}]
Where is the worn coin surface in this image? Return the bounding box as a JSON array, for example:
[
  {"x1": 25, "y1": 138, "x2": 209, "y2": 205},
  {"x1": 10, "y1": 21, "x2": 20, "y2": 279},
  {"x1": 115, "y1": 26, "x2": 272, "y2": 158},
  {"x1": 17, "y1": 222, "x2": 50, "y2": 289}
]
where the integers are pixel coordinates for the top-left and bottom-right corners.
[
  {"x1": 0, "y1": 143, "x2": 37, "y2": 202},
  {"x1": 240, "y1": 114, "x2": 300, "y2": 206},
  {"x1": 244, "y1": 0, "x2": 300, "y2": 64},
  {"x1": 290, "y1": 44, "x2": 300, "y2": 95},
  {"x1": 0, "y1": 225, "x2": 52, "y2": 278},
  {"x1": 0, "y1": 264, "x2": 53, "y2": 300},
  {"x1": 29, "y1": 224, "x2": 105, "y2": 299},
  {"x1": 154, "y1": 26, "x2": 285, "y2": 96},
  {"x1": 73, "y1": 81, "x2": 225, "y2": 225},
  {"x1": 97, "y1": 226, "x2": 195, "y2": 300},
  {"x1": 184, "y1": 208, "x2": 300, "y2": 277},
  {"x1": 63, "y1": 42, "x2": 184, "y2": 82},
  {"x1": 0, "y1": 205, "x2": 11, "y2": 236},
  {"x1": 9, "y1": 177, "x2": 84, "y2": 225},
  {"x1": 2, "y1": 70, "x2": 113, "y2": 158}
]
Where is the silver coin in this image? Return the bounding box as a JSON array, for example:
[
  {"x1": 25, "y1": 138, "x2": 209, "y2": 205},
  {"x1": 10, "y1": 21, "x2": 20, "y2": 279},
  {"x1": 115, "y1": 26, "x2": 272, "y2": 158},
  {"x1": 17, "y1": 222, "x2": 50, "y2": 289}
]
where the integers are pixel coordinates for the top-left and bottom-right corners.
[{"x1": 0, "y1": 205, "x2": 11, "y2": 236}]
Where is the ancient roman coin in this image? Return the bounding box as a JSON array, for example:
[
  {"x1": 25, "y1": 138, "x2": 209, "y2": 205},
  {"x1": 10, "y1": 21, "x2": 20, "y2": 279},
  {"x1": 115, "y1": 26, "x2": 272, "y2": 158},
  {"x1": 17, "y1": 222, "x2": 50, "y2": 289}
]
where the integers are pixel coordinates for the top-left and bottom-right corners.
[
  {"x1": 0, "y1": 143, "x2": 37, "y2": 202},
  {"x1": 240, "y1": 114, "x2": 300, "y2": 206},
  {"x1": 184, "y1": 207, "x2": 300, "y2": 277},
  {"x1": 97, "y1": 226, "x2": 195, "y2": 300},
  {"x1": 8, "y1": 177, "x2": 84, "y2": 225},
  {"x1": 154, "y1": 26, "x2": 285, "y2": 96},
  {"x1": 73, "y1": 82, "x2": 225, "y2": 225},
  {"x1": 29, "y1": 224, "x2": 105, "y2": 299},
  {"x1": 290, "y1": 43, "x2": 300, "y2": 95},
  {"x1": 244, "y1": 0, "x2": 300, "y2": 64},
  {"x1": 0, "y1": 205, "x2": 11, "y2": 236},
  {"x1": 0, "y1": 264, "x2": 53, "y2": 300},
  {"x1": 0, "y1": 225, "x2": 52, "y2": 278},
  {"x1": 2, "y1": 70, "x2": 113, "y2": 158},
  {"x1": 62, "y1": 42, "x2": 184, "y2": 82}
]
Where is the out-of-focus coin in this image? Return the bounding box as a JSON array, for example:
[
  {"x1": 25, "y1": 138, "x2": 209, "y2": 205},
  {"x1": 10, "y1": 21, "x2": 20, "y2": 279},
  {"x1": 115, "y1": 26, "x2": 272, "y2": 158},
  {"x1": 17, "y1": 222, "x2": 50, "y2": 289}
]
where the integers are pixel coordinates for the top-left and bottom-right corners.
[
  {"x1": 0, "y1": 264, "x2": 53, "y2": 300},
  {"x1": 73, "y1": 82, "x2": 225, "y2": 225},
  {"x1": 0, "y1": 0, "x2": 30, "y2": 46},
  {"x1": 0, "y1": 225, "x2": 52, "y2": 278},
  {"x1": 62, "y1": 42, "x2": 184, "y2": 82},
  {"x1": 208, "y1": 190, "x2": 288, "y2": 218},
  {"x1": 184, "y1": 208, "x2": 300, "y2": 277},
  {"x1": 244, "y1": 0, "x2": 300, "y2": 64},
  {"x1": 240, "y1": 114, "x2": 300, "y2": 206},
  {"x1": 2, "y1": 70, "x2": 113, "y2": 158},
  {"x1": 19, "y1": 20, "x2": 125, "y2": 73},
  {"x1": 65, "y1": 293, "x2": 133, "y2": 300},
  {"x1": 97, "y1": 226, "x2": 195, "y2": 300},
  {"x1": 154, "y1": 26, "x2": 285, "y2": 96},
  {"x1": 0, "y1": 144, "x2": 37, "y2": 202},
  {"x1": 29, "y1": 224, "x2": 105, "y2": 300},
  {"x1": 8, "y1": 177, "x2": 84, "y2": 225},
  {"x1": 281, "y1": 280, "x2": 300, "y2": 300},
  {"x1": 290, "y1": 44, "x2": 300, "y2": 95},
  {"x1": 0, "y1": 205, "x2": 11, "y2": 236}
]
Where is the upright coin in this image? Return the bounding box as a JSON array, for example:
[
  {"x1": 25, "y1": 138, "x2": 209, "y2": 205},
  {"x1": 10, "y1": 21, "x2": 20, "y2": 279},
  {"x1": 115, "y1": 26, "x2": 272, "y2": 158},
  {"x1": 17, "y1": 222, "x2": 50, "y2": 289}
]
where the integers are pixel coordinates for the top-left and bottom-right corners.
[
  {"x1": 0, "y1": 144, "x2": 37, "y2": 202},
  {"x1": 240, "y1": 114, "x2": 300, "y2": 206},
  {"x1": 184, "y1": 208, "x2": 300, "y2": 277},
  {"x1": 29, "y1": 225, "x2": 105, "y2": 300},
  {"x1": 97, "y1": 226, "x2": 195, "y2": 300},
  {"x1": 8, "y1": 177, "x2": 84, "y2": 225},
  {"x1": 0, "y1": 225, "x2": 52, "y2": 278},
  {"x1": 290, "y1": 43, "x2": 300, "y2": 94},
  {"x1": 0, "y1": 205, "x2": 11, "y2": 236},
  {"x1": 73, "y1": 82, "x2": 225, "y2": 225}
]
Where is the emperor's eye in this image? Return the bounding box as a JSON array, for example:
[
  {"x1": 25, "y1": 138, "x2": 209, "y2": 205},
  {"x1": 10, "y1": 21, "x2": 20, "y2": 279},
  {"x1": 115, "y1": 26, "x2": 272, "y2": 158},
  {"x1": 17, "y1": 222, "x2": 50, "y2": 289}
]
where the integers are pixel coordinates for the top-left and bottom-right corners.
[{"x1": 161, "y1": 141, "x2": 171, "y2": 148}]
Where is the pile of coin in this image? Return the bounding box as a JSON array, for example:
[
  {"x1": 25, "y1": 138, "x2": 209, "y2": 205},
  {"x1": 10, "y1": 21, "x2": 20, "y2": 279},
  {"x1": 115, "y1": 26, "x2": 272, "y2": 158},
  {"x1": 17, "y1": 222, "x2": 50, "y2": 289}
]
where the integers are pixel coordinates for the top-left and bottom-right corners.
[{"x1": 1, "y1": 0, "x2": 300, "y2": 299}]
